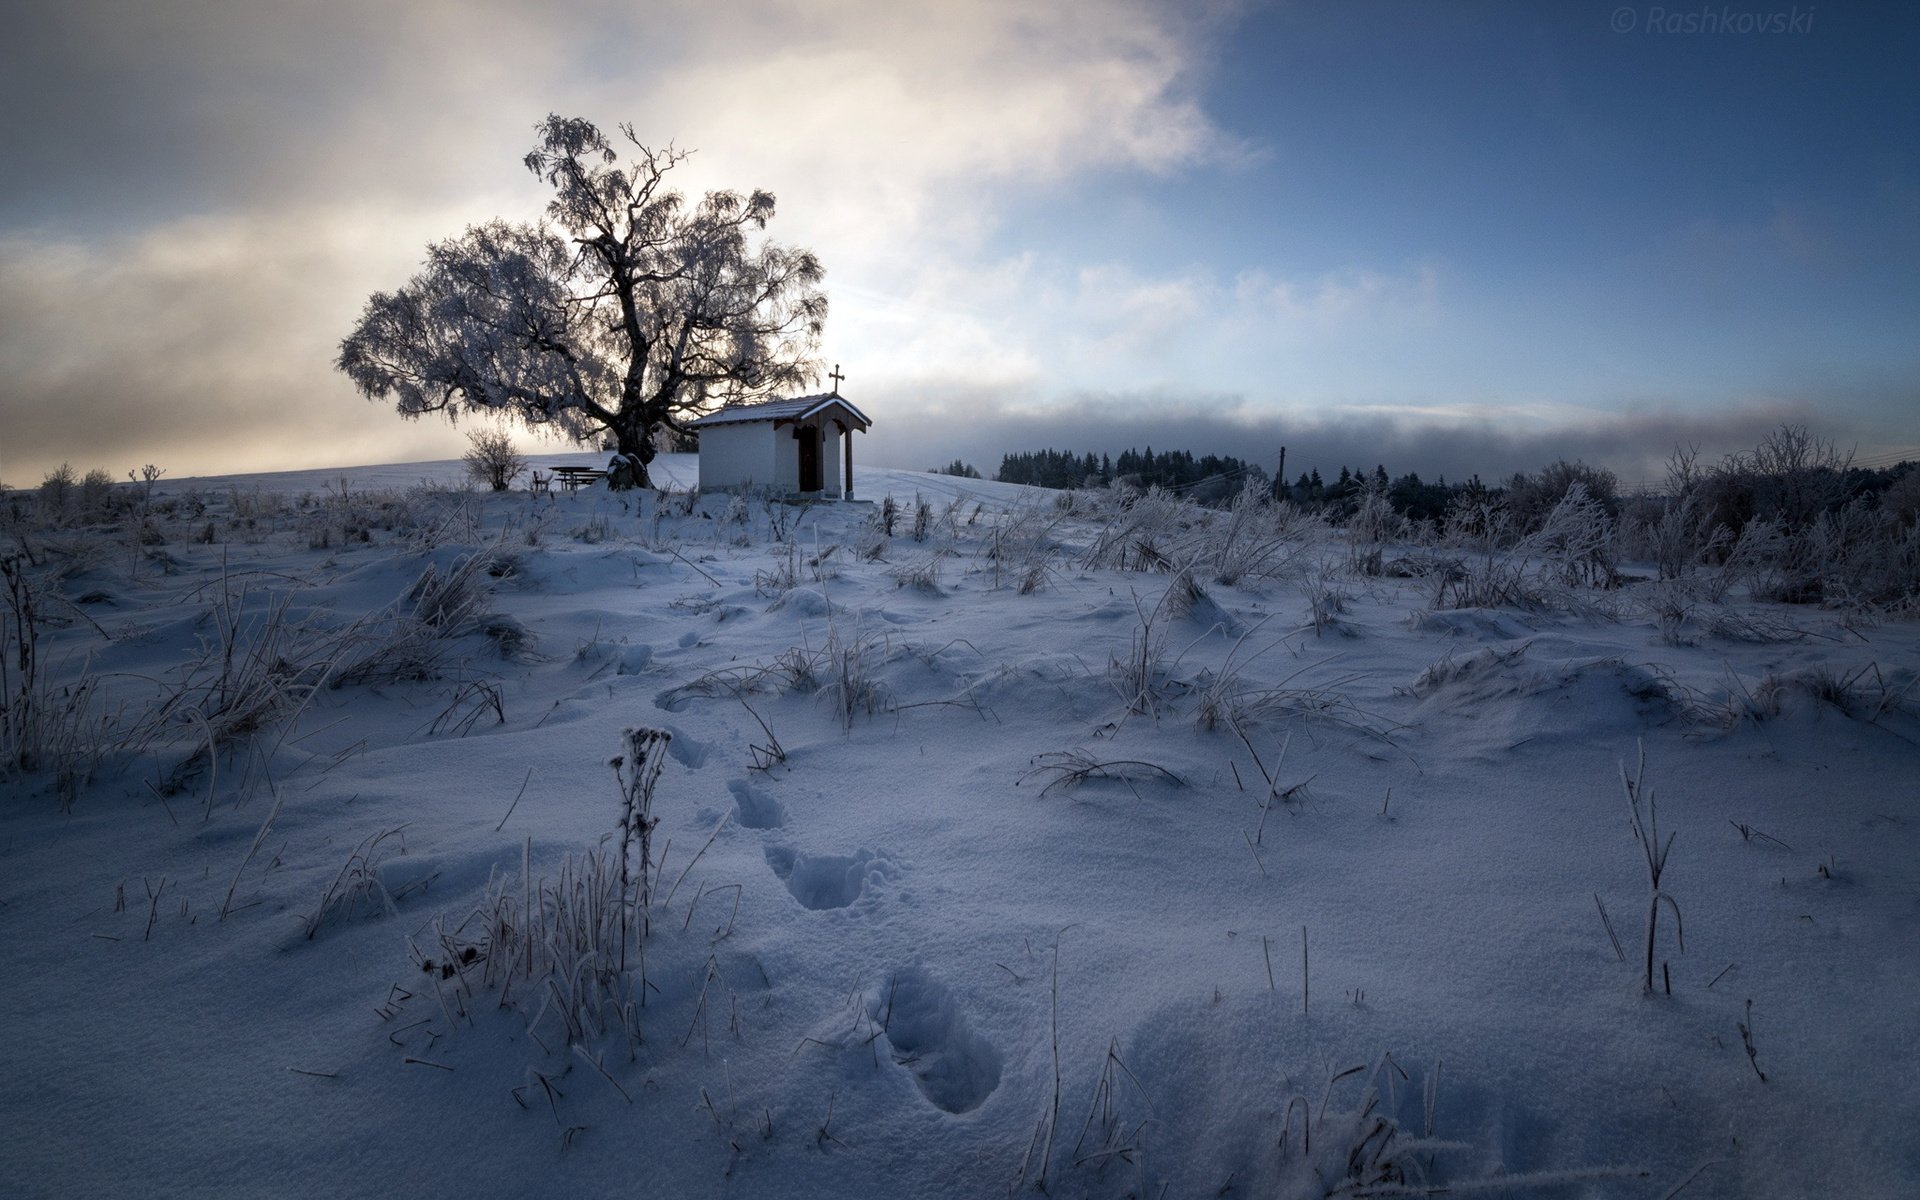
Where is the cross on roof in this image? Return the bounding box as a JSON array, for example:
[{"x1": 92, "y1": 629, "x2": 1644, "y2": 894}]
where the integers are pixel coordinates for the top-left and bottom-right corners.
[{"x1": 827, "y1": 364, "x2": 845, "y2": 394}]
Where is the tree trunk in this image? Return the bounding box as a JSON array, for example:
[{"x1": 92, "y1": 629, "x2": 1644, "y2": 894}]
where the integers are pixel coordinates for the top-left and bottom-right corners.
[{"x1": 610, "y1": 417, "x2": 657, "y2": 489}]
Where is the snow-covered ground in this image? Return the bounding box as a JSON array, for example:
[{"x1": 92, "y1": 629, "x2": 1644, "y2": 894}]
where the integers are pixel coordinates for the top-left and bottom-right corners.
[{"x1": 2, "y1": 455, "x2": 1916, "y2": 1198}]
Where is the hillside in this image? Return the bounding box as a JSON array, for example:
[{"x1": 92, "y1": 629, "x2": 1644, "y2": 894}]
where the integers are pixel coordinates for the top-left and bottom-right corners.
[{"x1": 2, "y1": 461, "x2": 1916, "y2": 1198}]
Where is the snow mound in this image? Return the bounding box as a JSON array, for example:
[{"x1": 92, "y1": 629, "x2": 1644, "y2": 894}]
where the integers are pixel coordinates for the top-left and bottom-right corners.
[{"x1": 1409, "y1": 647, "x2": 1680, "y2": 753}]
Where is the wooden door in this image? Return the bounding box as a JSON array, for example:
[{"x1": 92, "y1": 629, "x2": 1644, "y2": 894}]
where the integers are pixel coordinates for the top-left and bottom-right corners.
[{"x1": 797, "y1": 426, "x2": 822, "y2": 492}]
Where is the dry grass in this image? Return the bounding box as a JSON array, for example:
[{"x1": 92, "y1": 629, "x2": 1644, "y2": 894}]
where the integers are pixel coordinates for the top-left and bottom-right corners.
[
  {"x1": 301, "y1": 827, "x2": 416, "y2": 939},
  {"x1": 1020, "y1": 749, "x2": 1185, "y2": 798}
]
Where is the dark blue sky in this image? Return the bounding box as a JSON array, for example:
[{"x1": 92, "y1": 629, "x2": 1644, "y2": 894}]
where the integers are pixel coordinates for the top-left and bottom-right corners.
[{"x1": 978, "y1": 2, "x2": 1916, "y2": 435}]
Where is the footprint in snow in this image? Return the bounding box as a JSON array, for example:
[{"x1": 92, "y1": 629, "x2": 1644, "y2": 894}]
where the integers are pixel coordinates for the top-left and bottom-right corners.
[
  {"x1": 763, "y1": 846, "x2": 894, "y2": 910},
  {"x1": 868, "y1": 966, "x2": 1002, "y2": 1114},
  {"x1": 644, "y1": 725, "x2": 706, "y2": 768},
  {"x1": 727, "y1": 779, "x2": 785, "y2": 829}
]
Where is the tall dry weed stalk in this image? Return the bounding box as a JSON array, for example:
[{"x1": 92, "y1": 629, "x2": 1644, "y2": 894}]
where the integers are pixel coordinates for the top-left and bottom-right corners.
[
  {"x1": 1621, "y1": 743, "x2": 1683, "y2": 994},
  {"x1": 613, "y1": 727, "x2": 672, "y2": 968}
]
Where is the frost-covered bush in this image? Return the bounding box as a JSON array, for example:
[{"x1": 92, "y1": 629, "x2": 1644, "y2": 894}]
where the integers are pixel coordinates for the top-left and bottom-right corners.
[
  {"x1": 977, "y1": 503, "x2": 1059, "y2": 591},
  {"x1": 1882, "y1": 469, "x2": 1920, "y2": 525},
  {"x1": 461, "y1": 429, "x2": 526, "y2": 492},
  {"x1": 1431, "y1": 484, "x2": 1618, "y2": 609},
  {"x1": 888, "y1": 553, "x2": 942, "y2": 592},
  {"x1": 911, "y1": 492, "x2": 932, "y2": 542},
  {"x1": 1770, "y1": 505, "x2": 1920, "y2": 608},
  {"x1": 1207, "y1": 484, "x2": 1313, "y2": 585},
  {"x1": 77, "y1": 469, "x2": 117, "y2": 521},
  {"x1": 37, "y1": 463, "x2": 75, "y2": 521},
  {"x1": 1083, "y1": 487, "x2": 1189, "y2": 572},
  {"x1": 1623, "y1": 491, "x2": 1726, "y2": 582},
  {"x1": 1504, "y1": 459, "x2": 1619, "y2": 532},
  {"x1": 1345, "y1": 480, "x2": 1400, "y2": 545},
  {"x1": 1, "y1": 554, "x2": 108, "y2": 803},
  {"x1": 1530, "y1": 482, "x2": 1619, "y2": 588}
]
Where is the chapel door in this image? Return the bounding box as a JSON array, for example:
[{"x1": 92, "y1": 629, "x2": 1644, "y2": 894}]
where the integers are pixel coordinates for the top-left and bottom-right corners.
[{"x1": 798, "y1": 426, "x2": 822, "y2": 492}]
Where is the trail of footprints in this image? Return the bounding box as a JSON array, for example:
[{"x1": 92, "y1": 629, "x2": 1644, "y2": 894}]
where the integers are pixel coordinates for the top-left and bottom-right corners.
[{"x1": 725, "y1": 772, "x2": 1002, "y2": 1114}]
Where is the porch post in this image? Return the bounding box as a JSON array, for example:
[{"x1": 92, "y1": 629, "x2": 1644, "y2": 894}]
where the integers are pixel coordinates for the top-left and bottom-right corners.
[{"x1": 844, "y1": 432, "x2": 854, "y2": 500}]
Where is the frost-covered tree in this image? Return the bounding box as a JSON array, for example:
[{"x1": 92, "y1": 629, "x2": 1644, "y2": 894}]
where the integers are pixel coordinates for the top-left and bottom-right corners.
[{"x1": 338, "y1": 116, "x2": 828, "y2": 489}]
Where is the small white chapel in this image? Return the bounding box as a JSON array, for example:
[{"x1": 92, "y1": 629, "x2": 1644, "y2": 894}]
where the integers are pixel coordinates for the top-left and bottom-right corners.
[{"x1": 687, "y1": 368, "x2": 871, "y2": 498}]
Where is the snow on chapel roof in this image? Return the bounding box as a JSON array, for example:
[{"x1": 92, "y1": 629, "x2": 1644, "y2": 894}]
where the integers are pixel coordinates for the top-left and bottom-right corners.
[{"x1": 687, "y1": 392, "x2": 871, "y2": 430}]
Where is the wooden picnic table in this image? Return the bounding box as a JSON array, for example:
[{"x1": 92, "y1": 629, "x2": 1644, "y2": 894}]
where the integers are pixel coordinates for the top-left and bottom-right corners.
[{"x1": 549, "y1": 466, "x2": 608, "y2": 492}]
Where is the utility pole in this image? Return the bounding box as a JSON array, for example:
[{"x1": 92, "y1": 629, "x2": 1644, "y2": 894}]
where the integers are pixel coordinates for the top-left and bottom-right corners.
[{"x1": 1276, "y1": 445, "x2": 1287, "y2": 499}]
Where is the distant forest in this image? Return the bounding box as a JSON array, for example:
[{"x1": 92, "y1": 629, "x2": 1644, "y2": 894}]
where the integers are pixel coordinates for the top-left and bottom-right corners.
[
  {"x1": 996, "y1": 448, "x2": 1264, "y2": 500},
  {"x1": 994, "y1": 443, "x2": 1919, "y2": 523}
]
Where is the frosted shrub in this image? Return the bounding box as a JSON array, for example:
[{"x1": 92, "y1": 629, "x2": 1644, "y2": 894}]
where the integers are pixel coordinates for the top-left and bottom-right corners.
[
  {"x1": 978, "y1": 503, "x2": 1060, "y2": 592},
  {"x1": 1777, "y1": 504, "x2": 1920, "y2": 609},
  {"x1": 461, "y1": 429, "x2": 526, "y2": 492},
  {"x1": 1505, "y1": 459, "x2": 1620, "y2": 532},
  {"x1": 1207, "y1": 484, "x2": 1305, "y2": 585},
  {"x1": 78, "y1": 469, "x2": 118, "y2": 521},
  {"x1": 821, "y1": 627, "x2": 889, "y2": 728},
  {"x1": 911, "y1": 492, "x2": 932, "y2": 542},
  {"x1": 1531, "y1": 482, "x2": 1619, "y2": 588},
  {"x1": 1106, "y1": 580, "x2": 1207, "y2": 716},
  {"x1": 1637, "y1": 491, "x2": 1727, "y2": 582},
  {"x1": 1882, "y1": 469, "x2": 1920, "y2": 524},
  {"x1": 1345, "y1": 481, "x2": 1399, "y2": 545},
  {"x1": 1439, "y1": 494, "x2": 1502, "y2": 549},
  {"x1": 761, "y1": 498, "x2": 798, "y2": 542},
  {"x1": 1083, "y1": 487, "x2": 1189, "y2": 572},
  {"x1": 1344, "y1": 482, "x2": 1402, "y2": 576},
  {"x1": 1431, "y1": 485, "x2": 1618, "y2": 609},
  {"x1": 37, "y1": 464, "x2": 75, "y2": 523},
  {"x1": 889, "y1": 553, "x2": 942, "y2": 592},
  {"x1": 1, "y1": 555, "x2": 107, "y2": 804},
  {"x1": 335, "y1": 548, "x2": 497, "y2": 684},
  {"x1": 402, "y1": 730, "x2": 675, "y2": 1061},
  {"x1": 650, "y1": 487, "x2": 696, "y2": 520},
  {"x1": 754, "y1": 544, "x2": 799, "y2": 596},
  {"x1": 1302, "y1": 553, "x2": 1351, "y2": 634},
  {"x1": 1432, "y1": 503, "x2": 1532, "y2": 609}
]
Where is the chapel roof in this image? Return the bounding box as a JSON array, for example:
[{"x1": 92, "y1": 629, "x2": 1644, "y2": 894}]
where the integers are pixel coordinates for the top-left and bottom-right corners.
[{"x1": 687, "y1": 393, "x2": 871, "y2": 430}]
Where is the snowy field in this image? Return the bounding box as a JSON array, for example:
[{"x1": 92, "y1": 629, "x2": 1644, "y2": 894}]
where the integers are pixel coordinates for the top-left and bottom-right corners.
[{"x1": 2, "y1": 454, "x2": 1916, "y2": 1198}]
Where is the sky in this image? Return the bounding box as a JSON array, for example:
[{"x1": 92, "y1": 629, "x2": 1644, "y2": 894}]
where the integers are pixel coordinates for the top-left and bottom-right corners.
[{"x1": 2, "y1": 0, "x2": 1916, "y2": 489}]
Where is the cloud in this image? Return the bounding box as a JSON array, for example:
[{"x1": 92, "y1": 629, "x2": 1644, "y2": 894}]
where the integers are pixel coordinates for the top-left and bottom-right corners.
[
  {"x1": 641, "y1": 0, "x2": 1250, "y2": 259},
  {"x1": 0, "y1": 213, "x2": 479, "y2": 483},
  {"x1": 827, "y1": 249, "x2": 1448, "y2": 413},
  {"x1": 0, "y1": 0, "x2": 1252, "y2": 481},
  {"x1": 1, "y1": 1, "x2": 582, "y2": 225}
]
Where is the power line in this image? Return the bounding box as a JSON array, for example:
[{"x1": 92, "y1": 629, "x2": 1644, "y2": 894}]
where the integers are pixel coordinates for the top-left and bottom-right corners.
[{"x1": 1850, "y1": 449, "x2": 1920, "y2": 468}]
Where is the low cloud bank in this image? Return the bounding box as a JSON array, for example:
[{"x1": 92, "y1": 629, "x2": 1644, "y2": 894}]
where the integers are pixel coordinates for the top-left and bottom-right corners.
[{"x1": 862, "y1": 388, "x2": 1872, "y2": 491}]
